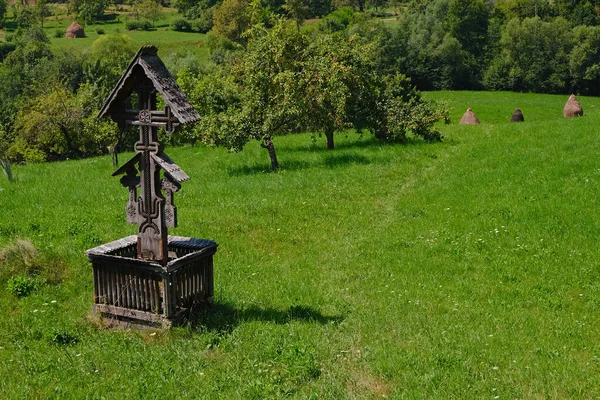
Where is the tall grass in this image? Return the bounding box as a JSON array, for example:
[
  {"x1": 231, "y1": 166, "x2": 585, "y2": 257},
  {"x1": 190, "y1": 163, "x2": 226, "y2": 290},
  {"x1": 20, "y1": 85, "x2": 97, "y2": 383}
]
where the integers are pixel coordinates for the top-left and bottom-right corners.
[{"x1": 1, "y1": 91, "x2": 600, "y2": 398}]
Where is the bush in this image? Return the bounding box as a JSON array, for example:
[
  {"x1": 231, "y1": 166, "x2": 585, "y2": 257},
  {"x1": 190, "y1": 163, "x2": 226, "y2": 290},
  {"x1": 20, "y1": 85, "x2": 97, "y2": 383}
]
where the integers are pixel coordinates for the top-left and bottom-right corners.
[
  {"x1": 192, "y1": 11, "x2": 213, "y2": 33},
  {"x1": 320, "y1": 7, "x2": 355, "y2": 32},
  {"x1": 96, "y1": 27, "x2": 105, "y2": 34},
  {"x1": 6, "y1": 274, "x2": 41, "y2": 297},
  {"x1": 125, "y1": 20, "x2": 152, "y2": 31},
  {"x1": 171, "y1": 18, "x2": 192, "y2": 32},
  {"x1": 0, "y1": 42, "x2": 16, "y2": 62},
  {"x1": 53, "y1": 29, "x2": 63, "y2": 38}
]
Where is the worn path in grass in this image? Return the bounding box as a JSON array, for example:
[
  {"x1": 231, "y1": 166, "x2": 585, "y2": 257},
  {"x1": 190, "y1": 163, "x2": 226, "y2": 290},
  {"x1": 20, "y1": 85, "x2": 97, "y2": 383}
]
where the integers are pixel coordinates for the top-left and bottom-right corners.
[{"x1": 1, "y1": 91, "x2": 600, "y2": 398}]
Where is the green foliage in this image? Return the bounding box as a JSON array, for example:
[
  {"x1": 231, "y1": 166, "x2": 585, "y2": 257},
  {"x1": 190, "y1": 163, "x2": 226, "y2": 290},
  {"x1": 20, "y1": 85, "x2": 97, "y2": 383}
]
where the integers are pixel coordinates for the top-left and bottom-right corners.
[
  {"x1": 0, "y1": 0, "x2": 6, "y2": 27},
  {"x1": 84, "y1": 34, "x2": 136, "y2": 96},
  {"x1": 213, "y1": 0, "x2": 251, "y2": 43},
  {"x1": 6, "y1": 274, "x2": 41, "y2": 297},
  {"x1": 446, "y1": 0, "x2": 489, "y2": 58},
  {"x1": 484, "y1": 17, "x2": 573, "y2": 93},
  {"x1": 283, "y1": 0, "x2": 310, "y2": 30},
  {"x1": 494, "y1": 0, "x2": 555, "y2": 20},
  {"x1": 570, "y1": 25, "x2": 600, "y2": 94},
  {"x1": 188, "y1": 22, "x2": 447, "y2": 156},
  {"x1": 13, "y1": 5, "x2": 37, "y2": 28},
  {"x1": 171, "y1": 17, "x2": 192, "y2": 31},
  {"x1": 320, "y1": 6, "x2": 355, "y2": 32},
  {"x1": 72, "y1": 0, "x2": 107, "y2": 23},
  {"x1": 0, "y1": 42, "x2": 16, "y2": 62},
  {"x1": 376, "y1": 74, "x2": 449, "y2": 142},
  {"x1": 125, "y1": 19, "x2": 153, "y2": 30},
  {"x1": 172, "y1": 0, "x2": 218, "y2": 19},
  {"x1": 192, "y1": 6, "x2": 214, "y2": 33},
  {"x1": 136, "y1": 0, "x2": 162, "y2": 25}
]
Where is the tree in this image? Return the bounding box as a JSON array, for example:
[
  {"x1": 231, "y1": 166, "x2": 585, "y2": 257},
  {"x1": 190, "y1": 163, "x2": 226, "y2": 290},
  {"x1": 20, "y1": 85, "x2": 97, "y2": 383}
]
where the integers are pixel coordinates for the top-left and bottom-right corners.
[
  {"x1": 447, "y1": 0, "x2": 489, "y2": 58},
  {"x1": 494, "y1": 0, "x2": 554, "y2": 20},
  {"x1": 570, "y1": 25, "x2": 600, "y2": 94},
  {"x1": 72, "y1": 0, "x2": 107, "y2": 23},
  {"x1": 84, "y1": 34, "x2": 136, "y2": 98},
  {"x1": 0, "y1": 0, "x2": 7, "y2": 28},
  {"x1": 0, "y1": 124, "x2": 14, "y2": 181},
  {"x1": 137, "y1": 0, "x2": 161, "y2": 26},
  {"x1": 186, "y1": 22, "x2": 447, "y2": 169},
  {"x1": 35, "y1": 0, "x2": 51, "y2": 28},
  {"x1": 484, "y1": 16, "x2": 573, "y2": 93},
  {"x1": 213, "y1": 0, "x2": 251, "y2": 44},
  {"x1": 283, "y1": 0, "x2": 309, "y2": 31},
  {"x1": 9, "y1": 88, "x2": 86, "y2": 162}
]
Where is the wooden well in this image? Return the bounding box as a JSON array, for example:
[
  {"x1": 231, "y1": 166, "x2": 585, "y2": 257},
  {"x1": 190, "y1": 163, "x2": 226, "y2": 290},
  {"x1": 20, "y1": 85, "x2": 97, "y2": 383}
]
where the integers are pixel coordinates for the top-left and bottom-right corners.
[
  {"x1": 87, "y1": 235, "x2": 217, "y2": 327},
  {"x1": 89, "y1": 46, "x2": 218, "y2": 328}
]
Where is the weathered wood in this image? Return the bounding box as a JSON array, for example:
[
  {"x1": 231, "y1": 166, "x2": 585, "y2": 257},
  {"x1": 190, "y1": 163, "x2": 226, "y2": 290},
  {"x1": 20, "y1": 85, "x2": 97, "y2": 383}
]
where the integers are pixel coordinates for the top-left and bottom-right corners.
[
  {"x1": 89, "y1": 46, "x2": 217, "y2": 327},
  {"x1": 94, "y1": 304, "x2": 166, "y2": 324}
]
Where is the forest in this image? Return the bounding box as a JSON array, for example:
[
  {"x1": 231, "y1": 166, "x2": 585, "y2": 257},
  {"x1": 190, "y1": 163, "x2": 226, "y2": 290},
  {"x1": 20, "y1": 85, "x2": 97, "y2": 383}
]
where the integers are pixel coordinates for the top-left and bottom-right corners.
[{"x1": 1, "y1": 0, "x2": 600, "y2": 166}]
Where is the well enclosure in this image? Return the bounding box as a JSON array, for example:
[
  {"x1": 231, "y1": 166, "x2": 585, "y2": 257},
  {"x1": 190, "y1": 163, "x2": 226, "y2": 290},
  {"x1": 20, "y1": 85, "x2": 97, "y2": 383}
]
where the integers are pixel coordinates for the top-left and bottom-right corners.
[{"x1": 88, "y1": 236, "x2": 216, "y2": 326}]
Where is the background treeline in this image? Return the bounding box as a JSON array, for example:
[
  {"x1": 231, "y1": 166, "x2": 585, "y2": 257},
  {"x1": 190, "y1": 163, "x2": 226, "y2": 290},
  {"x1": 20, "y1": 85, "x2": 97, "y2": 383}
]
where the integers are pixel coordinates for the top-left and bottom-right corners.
[
  {"x1": 2, "y1": 0, "x2": 600, "y2": 166},
  {"x1": 373, "y1": 0, "x2": 600, "y2": 94}
]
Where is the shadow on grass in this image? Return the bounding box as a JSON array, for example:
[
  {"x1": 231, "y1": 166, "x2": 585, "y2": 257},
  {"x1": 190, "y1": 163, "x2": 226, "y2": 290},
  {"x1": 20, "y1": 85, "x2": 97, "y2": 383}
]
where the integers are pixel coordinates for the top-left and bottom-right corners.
[
  {"x1": 227, "y1": 152, "x2": 375, "y2": 176},
  {"x1": 181, "y1": 302, "x2": 344, "y2": 334},
  {"x1": 284, "y1": 136, "x2": 384, "y2": 153}
]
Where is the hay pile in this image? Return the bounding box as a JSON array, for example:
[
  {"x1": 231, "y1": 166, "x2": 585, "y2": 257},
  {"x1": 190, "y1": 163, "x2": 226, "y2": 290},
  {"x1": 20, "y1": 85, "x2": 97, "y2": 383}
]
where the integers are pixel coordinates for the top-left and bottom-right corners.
[
  {"x1": 66, "y1": 22, "x2": 85, "y2": 39},
  {"x1": 510, "y1": 108, "x2": 524, "y2": 122},
  {"x1": 460, "y1": 108, "x2": 480, "y2": 125},
  {"x1": 563, "y1": 95, "x2": 583, "y2": 118}
]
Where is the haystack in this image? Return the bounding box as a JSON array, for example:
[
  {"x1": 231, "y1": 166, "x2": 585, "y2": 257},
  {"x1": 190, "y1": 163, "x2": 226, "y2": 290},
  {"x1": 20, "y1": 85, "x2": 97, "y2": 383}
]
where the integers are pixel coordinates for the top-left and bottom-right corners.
[
  {"x1": 460, "y1": 108, "x2": 480, "y2": 125},
  {"x1": 510, "y1": 108, "x2": 524, "y2": 122},
  {"x1": 563, "y1": 94, "x2": 583, "y2": 118},
  {"x1": 65, "y1": 22, "x2": 85, "y2": 39}
]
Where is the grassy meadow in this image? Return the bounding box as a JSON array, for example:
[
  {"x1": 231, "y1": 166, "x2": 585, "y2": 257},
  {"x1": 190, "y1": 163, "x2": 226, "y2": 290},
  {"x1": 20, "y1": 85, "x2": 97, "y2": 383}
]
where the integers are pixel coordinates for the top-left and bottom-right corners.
[
  {"x1": 2, "y1": 91, "x2": 600, "y2": 398},
  {"x1": 0, "y1": 6, "x2": 211, "y2": 60}
]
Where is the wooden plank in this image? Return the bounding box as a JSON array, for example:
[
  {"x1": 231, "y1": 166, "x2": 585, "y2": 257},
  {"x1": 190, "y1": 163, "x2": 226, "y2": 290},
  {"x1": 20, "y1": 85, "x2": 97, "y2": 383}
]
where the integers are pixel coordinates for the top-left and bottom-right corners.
[
  {"x1": 145, "y1": 275, "x2": 152, "y2": 312},
  {"x1": 141, "y1": 274, "x2": 148, "y2": 311},
  {"x1": 107, "y1": 266, "x2": 114, "y2": 305},
  {"x1": 125, "y1": 271, "x2": 132, "y2": 309},
  {"x1": 154, "y1": 279, "x2": 161, "y2": 314},
  {"x1": 95, "y1": 304, "x2": 166, "y2": 324},
  {"x1": 93, "y1": 266, "x2": 99, "y2": 303},
  {"x1": 207, "y1": 258, "x2": 214, "y2": 300}
]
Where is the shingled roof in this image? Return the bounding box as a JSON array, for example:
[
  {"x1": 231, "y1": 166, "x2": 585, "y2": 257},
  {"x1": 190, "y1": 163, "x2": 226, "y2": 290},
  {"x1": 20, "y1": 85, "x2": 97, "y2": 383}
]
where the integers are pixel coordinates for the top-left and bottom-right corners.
[{"x1": 98, "y1": 45, "x2": 200, "y2": 126}]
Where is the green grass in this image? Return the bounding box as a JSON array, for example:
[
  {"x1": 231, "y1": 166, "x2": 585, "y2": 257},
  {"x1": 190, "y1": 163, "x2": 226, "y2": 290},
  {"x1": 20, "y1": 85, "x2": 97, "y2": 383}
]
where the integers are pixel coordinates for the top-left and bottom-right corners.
[{"x1": 2, "y1": 91, "x2": 600, "y2": 398}]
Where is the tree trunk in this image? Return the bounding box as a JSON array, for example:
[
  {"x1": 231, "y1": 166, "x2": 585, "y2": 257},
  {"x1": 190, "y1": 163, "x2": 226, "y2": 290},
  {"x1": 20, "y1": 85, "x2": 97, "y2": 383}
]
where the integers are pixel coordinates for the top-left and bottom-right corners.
[
  {"x1": 110, "y1": 143, "x2": 119, "y2": 167},
  {"x1": 261, "y1": 135, "x2": 279, "y2": 170},
  {"x1": 325, "y1": 128, "x2": 335, "y2": 150},
  {"x1": 0, "y1": 158, "x2": 13, "y2": 181}
]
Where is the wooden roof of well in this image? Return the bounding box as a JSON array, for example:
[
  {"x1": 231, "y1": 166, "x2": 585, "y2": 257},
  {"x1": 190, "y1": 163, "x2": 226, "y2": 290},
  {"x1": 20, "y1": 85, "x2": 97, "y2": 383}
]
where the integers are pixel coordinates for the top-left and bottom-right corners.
[{"x1": 98, "y1": 45, "x2": 200, "y2": 125}]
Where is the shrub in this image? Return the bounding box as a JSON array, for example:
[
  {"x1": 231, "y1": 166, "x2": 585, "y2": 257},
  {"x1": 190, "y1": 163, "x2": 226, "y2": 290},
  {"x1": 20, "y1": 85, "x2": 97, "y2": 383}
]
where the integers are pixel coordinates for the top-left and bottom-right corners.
[
  {"x1": 0, "y1": 42, "x2": 16, "y2": 62},
  {"x1": 6, "y1": 274, "x2": 41, "y2": 297},
  {"x1": 96, "y1": 27, "x2": 105, "y2": 34},
  {"x1": 320, "y1": 7, "x2": 355, "y2": 32},
  {"x1": 125, "y1": 20, "x2": 152, "y2": 31},
  {"x1": 171, "y1": 18, "x2": 192, "y2": 32},
  {"x1": 53, "y1": 29, "x2": 63, "y2": 38}
]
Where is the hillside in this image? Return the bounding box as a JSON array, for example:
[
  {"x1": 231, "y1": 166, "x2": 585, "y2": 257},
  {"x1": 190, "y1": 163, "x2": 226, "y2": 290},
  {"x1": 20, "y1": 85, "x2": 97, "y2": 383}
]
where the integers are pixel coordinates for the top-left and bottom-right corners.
[{"x1": 1, "y1": 91, "x2": 600, "y2": 398}]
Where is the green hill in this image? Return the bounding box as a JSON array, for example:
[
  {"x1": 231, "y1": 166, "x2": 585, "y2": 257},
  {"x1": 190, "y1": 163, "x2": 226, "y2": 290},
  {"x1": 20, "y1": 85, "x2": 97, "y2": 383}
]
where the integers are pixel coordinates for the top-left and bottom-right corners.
[{"x1": 1, "y1": 91, "x2": 600, "y2": 398}]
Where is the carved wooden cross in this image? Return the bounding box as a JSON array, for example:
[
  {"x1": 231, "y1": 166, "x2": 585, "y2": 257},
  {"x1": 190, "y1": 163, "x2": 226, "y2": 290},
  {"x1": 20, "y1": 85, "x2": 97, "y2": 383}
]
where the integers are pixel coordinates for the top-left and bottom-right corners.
[{"x1": 99, "y1": 46, "x2": 200, "y2": 266}]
